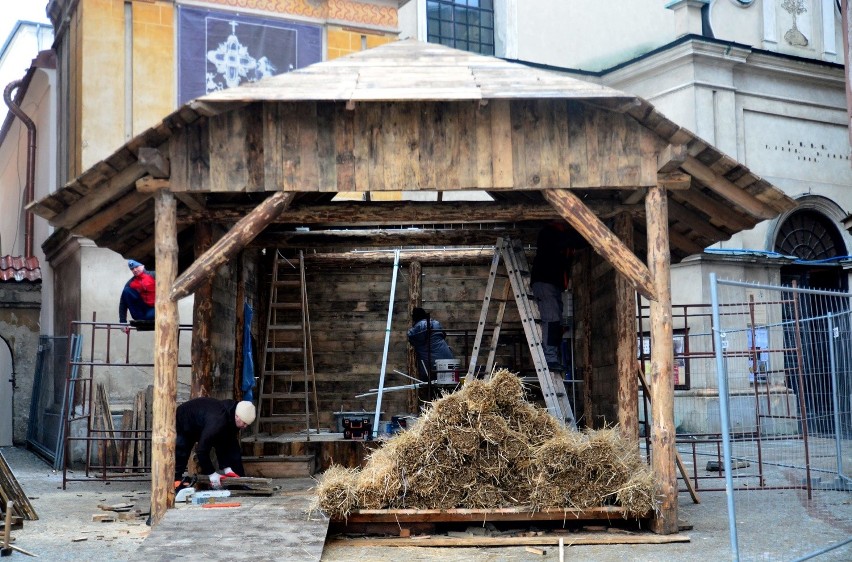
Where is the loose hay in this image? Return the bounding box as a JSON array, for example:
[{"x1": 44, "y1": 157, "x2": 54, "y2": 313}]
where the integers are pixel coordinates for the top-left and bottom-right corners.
[{"x1": 316, "y1": 368, "x2": 658, "y2": 519}]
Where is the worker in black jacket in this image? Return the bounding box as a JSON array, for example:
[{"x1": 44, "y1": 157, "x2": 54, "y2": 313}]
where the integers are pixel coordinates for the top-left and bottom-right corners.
[{"x1": 174, "y1": 397, "x2": 256, "y2": 490}]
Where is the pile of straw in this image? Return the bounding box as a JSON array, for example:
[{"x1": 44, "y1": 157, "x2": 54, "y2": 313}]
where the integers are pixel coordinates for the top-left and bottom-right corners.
[{"x1": 315, "y1": 369, "x2": 657, "y2": 519}]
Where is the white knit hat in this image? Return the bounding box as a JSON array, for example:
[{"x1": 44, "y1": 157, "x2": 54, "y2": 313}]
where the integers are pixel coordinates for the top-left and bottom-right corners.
[{"x1": 235, "y1": 401, "x2": 256, "y2": 425}]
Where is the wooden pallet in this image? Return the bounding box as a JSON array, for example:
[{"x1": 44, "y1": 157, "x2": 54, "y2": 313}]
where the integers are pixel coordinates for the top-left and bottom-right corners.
[
  {"x1": 337, "y1": 506, "x2": 649, "y2": 524},
  {"x1": 331, "y1": 506, "x2": 652, "y2": 535}
]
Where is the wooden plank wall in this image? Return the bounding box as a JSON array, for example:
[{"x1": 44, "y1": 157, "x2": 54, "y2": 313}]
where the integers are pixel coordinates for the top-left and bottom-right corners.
[
  {"x1": 170, "y1": 101, "x2": 657, "y2": 193},
  {"x1": 292, "y1": 260, "x2": 527, "y2": 429},
  {"x1": 575, "y1": 250, "x2": 620, "y2": 428}
]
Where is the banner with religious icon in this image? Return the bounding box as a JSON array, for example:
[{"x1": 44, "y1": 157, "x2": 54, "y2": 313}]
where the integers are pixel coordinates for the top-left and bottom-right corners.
[{"x1": 177, "y1": 6, "x2": 322, "y2": 104}]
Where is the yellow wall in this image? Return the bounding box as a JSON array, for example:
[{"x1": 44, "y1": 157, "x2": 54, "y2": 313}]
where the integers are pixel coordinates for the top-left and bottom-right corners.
[
  {"x1": 132, "y1": 1, "x2": 175, "y2": 136},
  {"x1": 74, "y1": 0, "x2": 175, "y2": 172},
  {"x1": 79, "y1": 0, "x2": 125, "y2": 171},
  {"x1": 327, "y1": 26, "x2": 395, "y2": 60}
]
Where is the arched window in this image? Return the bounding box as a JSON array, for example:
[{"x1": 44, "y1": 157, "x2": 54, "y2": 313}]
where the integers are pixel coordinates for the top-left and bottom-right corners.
[{"x1": 773, "y1": 209, "x2": 846, "y2": 260}]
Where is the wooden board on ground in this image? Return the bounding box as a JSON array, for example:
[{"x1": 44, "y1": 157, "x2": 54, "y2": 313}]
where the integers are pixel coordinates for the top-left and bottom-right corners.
[
  {"x1": 335, "y1": 506, "x2": 650, "y2": 524},
  {"x1": 329, "y1": 532, "x2": 690, "y2": 547},
  {"x1": 131, "y1": 482, "x2": 327, "y2": 561},
  {"x1": 0, "y1": 451, "x2": 38, "y2": 521}
]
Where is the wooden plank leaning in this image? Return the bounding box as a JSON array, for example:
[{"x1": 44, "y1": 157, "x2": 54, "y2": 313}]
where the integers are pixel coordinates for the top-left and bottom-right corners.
[{"x1": 0, "y1": 452, "x2": 38, "y2": 520}]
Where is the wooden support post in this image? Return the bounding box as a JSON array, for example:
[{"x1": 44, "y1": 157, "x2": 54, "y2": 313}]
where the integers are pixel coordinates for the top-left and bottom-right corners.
[
  {"x1": 170, "y1": 191, "x2": 296, "y2": 301},
  {"x1": 614, "y1": 212, "x2": 638, "y2": 442},
  {"x1": 542, "y1": 189, "x2": 656, "y2": 301},
  {"x1": 407, "y1": 261, "x2": 422, "y2": 411},
  {"x1": 191, "y1": 222, "x2": 213, "y2": 398},
  {"x1": 578, "y1": 250, "x2": 593, "y2": 428},
  {"x1": 150, "y1": 188, "x2": 178, "y2": 527},
  {"x1": 645, "y1": 184, "x2": 677, "y2": 534}
]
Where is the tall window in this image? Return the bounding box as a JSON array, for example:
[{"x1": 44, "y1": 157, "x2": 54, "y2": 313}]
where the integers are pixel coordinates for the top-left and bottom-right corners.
[{"x1": 427, "y1": 0, "x2": 494, "y2": 55}]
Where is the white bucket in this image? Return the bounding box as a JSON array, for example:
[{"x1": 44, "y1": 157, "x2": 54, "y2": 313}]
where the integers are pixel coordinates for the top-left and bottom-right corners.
[{"x1": 434, "y1": 359, "x2": 461, "y2": 383}]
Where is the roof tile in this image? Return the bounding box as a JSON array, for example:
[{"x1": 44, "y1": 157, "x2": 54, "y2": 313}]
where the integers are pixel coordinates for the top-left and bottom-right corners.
[{"x1": 0, "y1": 255, "x2": 42, "y2": 282}]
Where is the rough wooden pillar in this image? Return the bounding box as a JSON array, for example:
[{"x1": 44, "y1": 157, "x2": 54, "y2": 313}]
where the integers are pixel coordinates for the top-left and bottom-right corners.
[
  {"x1": 191, "y1": 222, "x2": 213, "y2": 398},
  {"x1": 614, "y1": 212, "x2": 638, "y2": 442},
  {"x1": 578, "y1": 250, "x2": 593, "y2": 428},
  {"x1": 150, "y1": 188, "x2": 178, "y2": 526},
  {"x1": 645, "y1": 184, "x2": 677, "y2": 534},
  {"x1": 407, "y1": 261, "x2": 422, "y2": 412}
]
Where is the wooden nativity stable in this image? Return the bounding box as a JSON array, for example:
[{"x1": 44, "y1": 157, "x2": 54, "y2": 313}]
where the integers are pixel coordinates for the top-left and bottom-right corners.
[{"x1": 30, "y1": 40, "x2": 796, "y2": 531}]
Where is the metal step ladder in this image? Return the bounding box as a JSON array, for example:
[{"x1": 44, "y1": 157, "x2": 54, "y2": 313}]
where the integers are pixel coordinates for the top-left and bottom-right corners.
[
  {"x1": 466, "y1": 237, "x2": 577, "y2": 429},
  {"x1": 253, "y1": 251, "x2": 319, "y2": 438}
]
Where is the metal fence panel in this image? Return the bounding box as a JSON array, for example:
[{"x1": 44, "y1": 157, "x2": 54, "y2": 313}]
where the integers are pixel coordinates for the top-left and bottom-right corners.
[{"x1": 711, "y1": 275, "x2": 852, "y2": 561}]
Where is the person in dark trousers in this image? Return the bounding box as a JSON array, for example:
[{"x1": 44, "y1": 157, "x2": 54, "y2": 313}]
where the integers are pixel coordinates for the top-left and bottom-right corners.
[
  {"x1": 531, "y1": 221, "x2": 589, "y2": 371},
  {"x1": 407, "y1": 307, "x2": 455, "y2": 379},
  {"x1": 119, "y1": 259, "x2": 156, "y2": 333},
  {"x1": 174, "y1": 398, "x2": 256, "y2": 490}
]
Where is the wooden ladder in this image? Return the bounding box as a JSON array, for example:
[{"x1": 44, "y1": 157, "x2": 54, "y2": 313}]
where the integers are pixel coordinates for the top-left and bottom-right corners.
[
  {"x1": 253, "y1": 251, "x2": 319, "y2": 438},
  {"x1": 466, "y1": 237, "x2": 577, "y2": 429}
]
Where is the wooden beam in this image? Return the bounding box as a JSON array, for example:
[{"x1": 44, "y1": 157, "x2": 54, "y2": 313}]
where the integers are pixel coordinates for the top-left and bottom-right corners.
[
  {"x1": 671, "y1": 188, "x2": 754, "y2": 231},
  {"x1": 645, "y1": 184, "x2": 677, "y2": 535},
  {"x1": 74, "y1": 190, "x2": 150, "y2": 238},
  {"x1": 542, "y1": 189, "x2": 656, "y2": 301},
  {"x1": 170, "y1": 192, "x2": 297, "y2": 301},
  {"x1": 181, "y1": 200, "x2": 643, "y2": 226},
  {"x1": 668, "y1": 229, "x2": 706, "y2": 257},
  {"x1": 50, "y1": 162, "x2": 146, "y2": 228},
  {"x1": 150, "y1": 189, "x2": 178, "y2": 527},
  {"x1": 681, "y1": 156, "x2": 777, "y2": 220},
  {"x1": 251, "y1": 227, "x2": 536, "y2": 250},
  {"x1": 137, "y1": 147, "x2": 170, "y2": 178},
  {"x1": 667, "y1": 199, "x2": 729, "y2": 242},
  {"x1": 614, "y1": 213, "x2": 638, "y2": 443},
  {"x1": 136, "y1": 177, "x2": 171, "y2": 194},
  {"x1": 656, "y1": 172, "x2": 691, "y2": 191},
  {"x1": 657, "y1": 144, "x2": 688, "y2": 173},
  {"x1": 191, "y1": 222, "x2": 214, "y2": 398},
  {"x1": 174, "y1": 192, "x2": 207, "y2": 213},
  {"x1": 302, "y1": 248, "x2": 497, "y2": 265},
  {"x1": 331, "y1": 533, "x2": 689, "y2": 548}
]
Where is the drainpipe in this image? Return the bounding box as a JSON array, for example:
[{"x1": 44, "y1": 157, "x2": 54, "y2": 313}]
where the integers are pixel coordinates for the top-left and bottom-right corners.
[{"x1": 3, "y1": 79, "x2": 36, "y2": 258}]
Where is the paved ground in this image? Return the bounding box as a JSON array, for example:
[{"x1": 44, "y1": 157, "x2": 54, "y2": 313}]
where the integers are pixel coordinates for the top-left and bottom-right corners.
[{"x1": 3, "y1": 445, "x2": 852, "y2": 561}]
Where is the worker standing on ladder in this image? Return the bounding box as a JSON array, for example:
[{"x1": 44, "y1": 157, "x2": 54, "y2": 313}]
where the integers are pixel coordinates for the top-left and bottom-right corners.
[{"x1": 531, "y1": 222, "x2": 588, "y2": 372}]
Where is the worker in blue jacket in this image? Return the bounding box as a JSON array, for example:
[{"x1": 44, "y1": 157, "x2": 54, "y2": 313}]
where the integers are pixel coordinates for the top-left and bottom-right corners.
[{"x1": 407, "y1": 307, "x2": 455, "y2": 379}]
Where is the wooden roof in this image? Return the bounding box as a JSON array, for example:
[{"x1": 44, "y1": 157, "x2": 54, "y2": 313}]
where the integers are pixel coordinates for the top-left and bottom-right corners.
[{"x1": 29, "y1": 40, "x2": 796, "y2": 266}]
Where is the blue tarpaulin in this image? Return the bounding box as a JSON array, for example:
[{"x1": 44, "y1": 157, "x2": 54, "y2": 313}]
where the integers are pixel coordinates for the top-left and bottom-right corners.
[{"x1": 242, "y1": 301, "x2": 256, "y2": 402}]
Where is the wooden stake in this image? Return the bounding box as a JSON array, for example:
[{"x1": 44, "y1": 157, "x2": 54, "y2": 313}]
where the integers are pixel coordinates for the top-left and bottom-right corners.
[
  {"x1": 170, "y1": 191, "x2": 296, "y2": 301},
  {"x1": 2, "y1": 500, "x2": 13, "y2": 555},
  {"x1": 645, "y1": 184, "x2": 678, "y2": 534},
  {"x1": 150, "y1": 189, "x2": 179, "y2": 527}
]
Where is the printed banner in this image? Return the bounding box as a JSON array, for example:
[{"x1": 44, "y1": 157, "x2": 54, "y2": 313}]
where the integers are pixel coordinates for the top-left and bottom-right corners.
[{"x1": 177, "y1": 6, "x2": 322, "y2": 104}]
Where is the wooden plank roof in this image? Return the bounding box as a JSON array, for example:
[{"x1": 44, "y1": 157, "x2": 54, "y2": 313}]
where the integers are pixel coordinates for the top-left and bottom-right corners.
[
  {"x1": 199, "y1": 40, "x2": 635, "y2": 104},
  {"x1": 29, "y1": 40, "x2": 796, "y2": 266}
]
